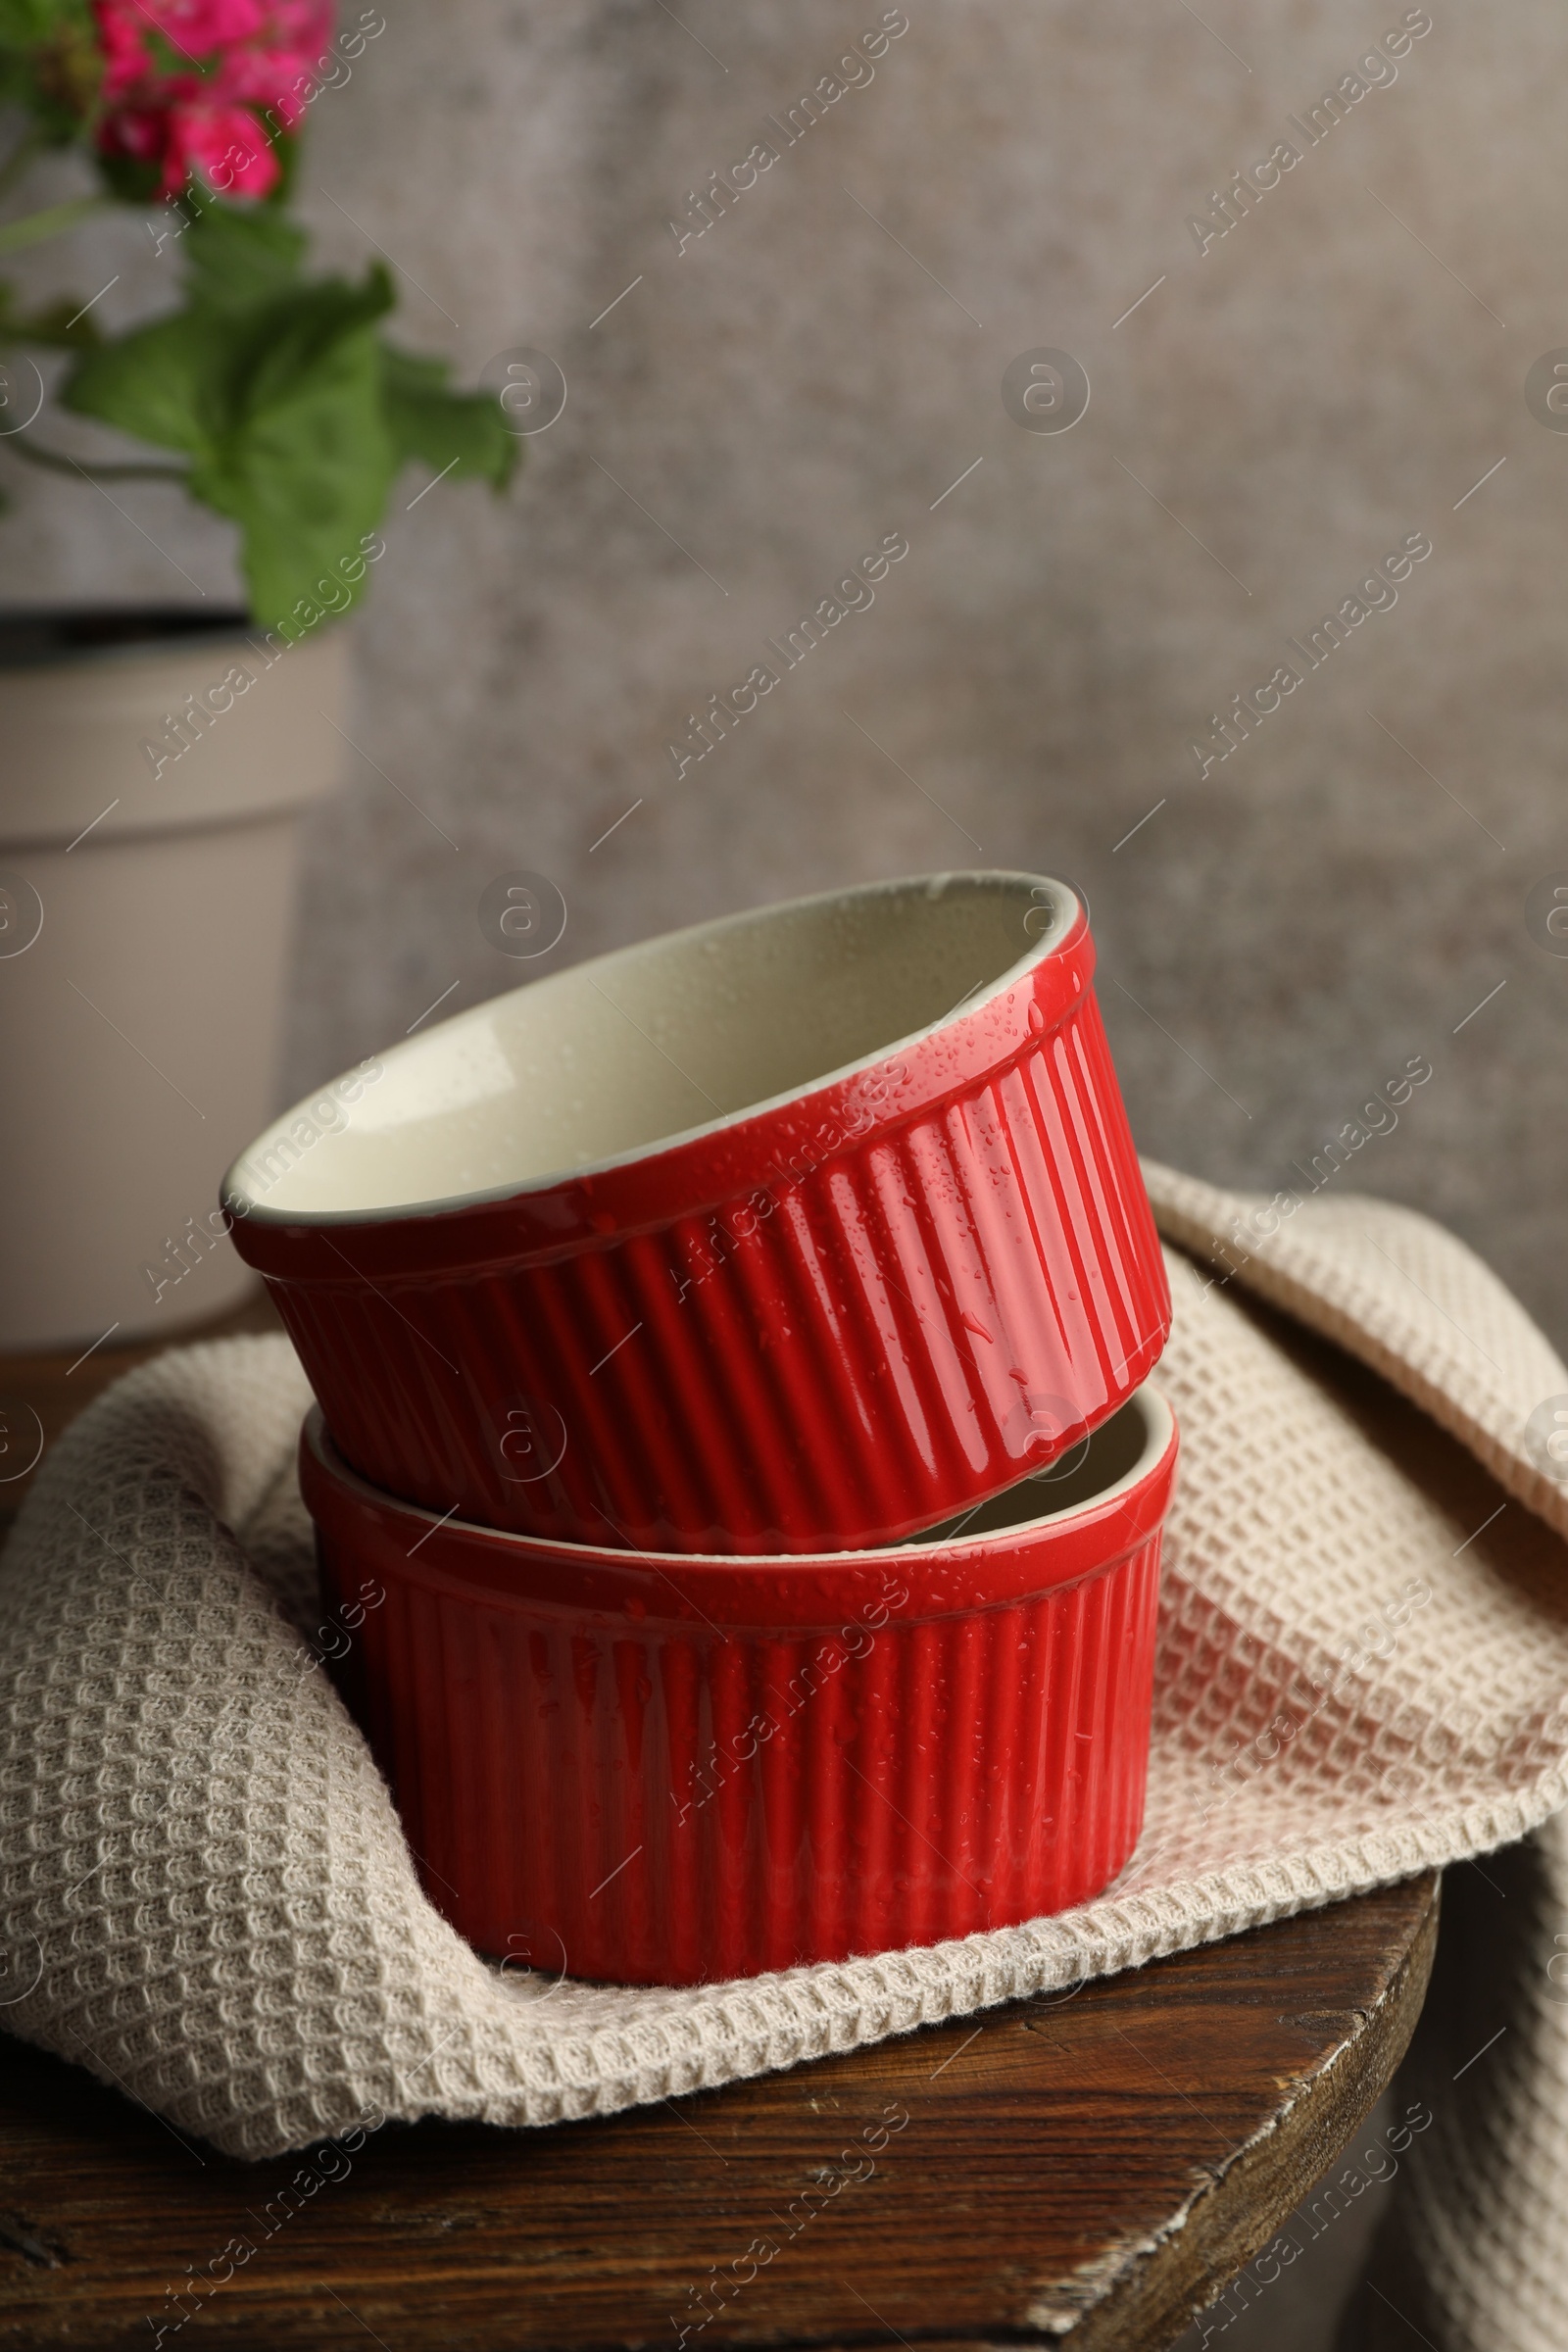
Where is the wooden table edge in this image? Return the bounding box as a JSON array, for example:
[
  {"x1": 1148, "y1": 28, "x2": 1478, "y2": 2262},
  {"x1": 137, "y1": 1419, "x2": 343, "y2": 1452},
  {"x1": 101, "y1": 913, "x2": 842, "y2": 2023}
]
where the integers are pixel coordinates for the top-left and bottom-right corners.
[{"x1": 1047, "y1": 1870, "x2": 1441, "y2": 2349}]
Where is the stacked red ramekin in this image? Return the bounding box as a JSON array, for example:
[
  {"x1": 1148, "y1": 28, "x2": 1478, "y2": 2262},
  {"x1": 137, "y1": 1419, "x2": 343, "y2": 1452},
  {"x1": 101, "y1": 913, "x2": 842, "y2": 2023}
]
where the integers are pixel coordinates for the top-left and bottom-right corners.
[{"x1": 226, "y1": 871, "x2": 1176, "y2": 1984}]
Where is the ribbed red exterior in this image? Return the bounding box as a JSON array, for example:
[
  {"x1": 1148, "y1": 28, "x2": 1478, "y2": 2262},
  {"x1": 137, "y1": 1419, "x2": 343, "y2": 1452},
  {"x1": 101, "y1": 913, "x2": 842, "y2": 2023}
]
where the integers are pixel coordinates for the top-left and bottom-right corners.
[
  {"x1": 302, "y1": 1403, "x2": 1176, "y2": 1985},
  {"x1": 247, "y1": 970, "x2": 1169, "y2": 1554}
]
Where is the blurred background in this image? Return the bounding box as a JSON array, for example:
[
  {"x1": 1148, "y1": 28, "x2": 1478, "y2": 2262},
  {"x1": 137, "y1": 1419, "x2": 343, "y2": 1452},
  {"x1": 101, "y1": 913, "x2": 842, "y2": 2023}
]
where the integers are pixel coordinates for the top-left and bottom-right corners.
[
  {"x1": 6, "y1": 0, "x2": 1564, "y2": 1342},
  {"x1": 3, "y1": 8, "x2": 1560, "y2": 2340}
]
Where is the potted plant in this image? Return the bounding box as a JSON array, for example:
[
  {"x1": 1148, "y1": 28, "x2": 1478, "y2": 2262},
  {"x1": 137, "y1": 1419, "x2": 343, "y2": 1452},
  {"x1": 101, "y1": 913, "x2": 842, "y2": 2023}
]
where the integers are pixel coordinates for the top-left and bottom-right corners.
[{"x1": 0, "y1": 0, "x2": 517, "y2": 1351}]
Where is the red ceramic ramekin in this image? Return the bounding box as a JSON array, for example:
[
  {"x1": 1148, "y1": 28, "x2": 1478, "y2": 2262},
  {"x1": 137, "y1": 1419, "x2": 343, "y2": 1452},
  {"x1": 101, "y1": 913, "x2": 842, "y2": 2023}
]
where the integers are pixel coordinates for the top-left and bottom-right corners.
[
  {"x1": 228, "y1": 872, "x2": 1170, "y2": 1553},
  {"x1": 302, "y1": 1385, "x2": 1177, "y2": 1986}
]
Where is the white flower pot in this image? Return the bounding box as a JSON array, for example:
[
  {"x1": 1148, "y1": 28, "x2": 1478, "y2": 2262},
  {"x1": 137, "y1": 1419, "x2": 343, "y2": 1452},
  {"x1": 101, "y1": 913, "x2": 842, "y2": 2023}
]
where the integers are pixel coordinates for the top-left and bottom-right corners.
[{"x1": 0, "y1": 612, "x2": 348, "y2": 1352}]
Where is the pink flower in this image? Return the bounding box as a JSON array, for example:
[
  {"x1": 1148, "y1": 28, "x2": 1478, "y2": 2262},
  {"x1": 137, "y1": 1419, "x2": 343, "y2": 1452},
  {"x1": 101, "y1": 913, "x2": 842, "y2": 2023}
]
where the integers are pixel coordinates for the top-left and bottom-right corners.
[{"x1": 92, "y1": 0, "x2": 335, "y2": 197}]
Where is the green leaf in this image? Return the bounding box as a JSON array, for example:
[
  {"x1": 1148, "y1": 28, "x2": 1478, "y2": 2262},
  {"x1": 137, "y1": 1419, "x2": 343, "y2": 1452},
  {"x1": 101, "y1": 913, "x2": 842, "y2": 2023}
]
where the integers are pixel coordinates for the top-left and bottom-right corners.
[
  {"x1": 196, "y1": 315, "x2": 397, "y2": 634},
  {"x1": 93, "y1": 148, "x2": 165, "y2": 206},
  {"x1": 264, "y1": 128, "x2": 301, "y2": 208},
  {"x1": 48, "y1": 234, "x2": 518, "y2": 635},
  {"x1": 0, "y1": 0, "x2": 86, "y2": 38},
  {"x1": 61, "y1": 265, "x2": 401, "y2": 629},
  {"x1": 180, "y1": 197, "x2": 308, "y2": 314},
  {"x1": 62, "y1": 266, "x2": 392, "y2": 456},
  {"x1": 243, "y1": 265, "x2": 393, "y2": 414},
  {"x1": 0, "y1": 278, "x2": 101, "y2": 347},
  {"x1": 381, "y1": 342, "x2": 519, "y2": 492},
  {"x1": 61, "y1": 309, "x2": 219, "y2": 453},
  {"x1": 0, "y1": 3, "x2": 101, "y2": 141}
]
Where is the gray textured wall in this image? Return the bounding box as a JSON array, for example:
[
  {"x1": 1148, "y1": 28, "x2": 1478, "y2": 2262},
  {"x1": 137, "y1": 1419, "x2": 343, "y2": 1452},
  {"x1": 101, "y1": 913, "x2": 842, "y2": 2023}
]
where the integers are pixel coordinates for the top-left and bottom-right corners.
[{"x1": 6, "y1": 0, "x2": 1567, "y2": 1342}]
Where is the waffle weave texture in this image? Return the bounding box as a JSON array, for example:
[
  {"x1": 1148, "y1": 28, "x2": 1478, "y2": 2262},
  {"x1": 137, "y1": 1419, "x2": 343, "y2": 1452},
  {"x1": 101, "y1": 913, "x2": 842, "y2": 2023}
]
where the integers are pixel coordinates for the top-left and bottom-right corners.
[{"x1": 3, "y1": 1158, "x2": 1568, "y2": 2352}]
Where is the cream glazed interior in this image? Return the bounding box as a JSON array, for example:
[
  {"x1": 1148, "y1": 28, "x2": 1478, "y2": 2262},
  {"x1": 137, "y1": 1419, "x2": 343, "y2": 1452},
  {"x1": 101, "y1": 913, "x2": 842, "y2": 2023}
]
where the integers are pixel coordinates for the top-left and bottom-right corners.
[{"x1": 225, "y1": 871, "x2": 1079, "y2": 1221}]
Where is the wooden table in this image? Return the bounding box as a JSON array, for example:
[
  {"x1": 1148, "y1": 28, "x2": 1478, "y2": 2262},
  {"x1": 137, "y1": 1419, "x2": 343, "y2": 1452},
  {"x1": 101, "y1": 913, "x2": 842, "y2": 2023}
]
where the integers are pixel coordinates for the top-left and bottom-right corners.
[
  {"x1": 0, "y1": 1879, "x2": 1437, "y2": 2352},
  {"x1": 0, "y1": 1306, "x2": 1440, "y2": 2351}
]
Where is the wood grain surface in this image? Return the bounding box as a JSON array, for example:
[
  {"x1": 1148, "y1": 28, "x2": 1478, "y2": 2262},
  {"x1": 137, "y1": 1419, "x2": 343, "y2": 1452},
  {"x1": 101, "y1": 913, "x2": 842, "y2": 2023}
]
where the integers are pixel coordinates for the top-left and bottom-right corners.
[{"x1": 0, "y1": 1873, "x2": 1438, "y2": 2352}]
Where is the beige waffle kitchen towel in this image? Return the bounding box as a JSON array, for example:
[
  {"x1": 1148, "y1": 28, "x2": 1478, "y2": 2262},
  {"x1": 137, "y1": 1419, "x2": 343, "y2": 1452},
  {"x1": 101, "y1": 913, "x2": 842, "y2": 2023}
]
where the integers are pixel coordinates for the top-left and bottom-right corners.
[{"x1": 3, "y1": 1160, "x2": 1568, "y2": 2201}]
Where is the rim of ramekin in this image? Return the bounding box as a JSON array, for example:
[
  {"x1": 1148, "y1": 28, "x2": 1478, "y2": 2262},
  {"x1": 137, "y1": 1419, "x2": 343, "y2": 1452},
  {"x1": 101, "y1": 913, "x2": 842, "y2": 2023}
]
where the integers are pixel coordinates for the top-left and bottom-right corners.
[
  {"x1": 301, "y1": 1384, "x2": 1176, "y2": 1583},
  {"x1": 226, "y1": 868, "x2": 1082, "y2": 1228}
]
